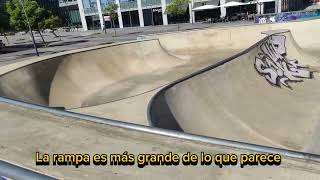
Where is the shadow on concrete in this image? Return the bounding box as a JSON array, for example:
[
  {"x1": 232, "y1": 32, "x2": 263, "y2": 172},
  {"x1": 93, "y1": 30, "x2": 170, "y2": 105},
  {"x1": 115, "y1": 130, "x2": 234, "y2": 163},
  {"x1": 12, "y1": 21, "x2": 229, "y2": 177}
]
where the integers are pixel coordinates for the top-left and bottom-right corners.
[{"x1": 47, "y1": 40, "x2": 89, "y2": 47}]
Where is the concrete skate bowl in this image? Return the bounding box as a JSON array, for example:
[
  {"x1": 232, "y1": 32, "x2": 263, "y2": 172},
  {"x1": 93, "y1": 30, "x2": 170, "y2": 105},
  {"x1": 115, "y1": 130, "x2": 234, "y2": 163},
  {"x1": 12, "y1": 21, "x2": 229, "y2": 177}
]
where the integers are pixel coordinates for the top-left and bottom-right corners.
[
  {"x1": 148, "y1": 30, "x2": 320, "y2": 155},
  {"x1": 0, "y1": 18, "x2": 319, "y2": 121},
  {"x1": 0, "y1": 39, "x2": 189, "y2": 110},
  {"x1": 0, "y1": 22, "x2": 284, "y2": 115}
]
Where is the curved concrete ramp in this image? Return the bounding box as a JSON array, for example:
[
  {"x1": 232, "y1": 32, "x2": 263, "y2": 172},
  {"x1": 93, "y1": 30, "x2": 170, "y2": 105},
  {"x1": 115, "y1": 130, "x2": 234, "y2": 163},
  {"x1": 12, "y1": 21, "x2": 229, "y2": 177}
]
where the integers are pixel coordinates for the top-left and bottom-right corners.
[
  {"x1": 0, "y1": 39, "x2": 185, "y2": 109},
  {"x1": 148, "y1": 19, "x2": 320, "y2": 59},
  {"x1": 148, "y1": 31, "x2": 320, "y2": 155}
]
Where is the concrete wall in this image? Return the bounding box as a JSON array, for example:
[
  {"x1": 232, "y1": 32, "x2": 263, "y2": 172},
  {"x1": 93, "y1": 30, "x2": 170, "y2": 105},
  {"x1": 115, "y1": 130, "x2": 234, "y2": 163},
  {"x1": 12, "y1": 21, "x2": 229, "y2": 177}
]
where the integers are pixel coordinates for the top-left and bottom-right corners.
[
  {"x1": 149, "y1": 19, "x2": 320, "y2": 56},
  {"x1": 0, "y1": 39, "x2": 182, "y2": 109},
  {"x1": 148, "y1": 30, "x2": 320, "y2": 155}
]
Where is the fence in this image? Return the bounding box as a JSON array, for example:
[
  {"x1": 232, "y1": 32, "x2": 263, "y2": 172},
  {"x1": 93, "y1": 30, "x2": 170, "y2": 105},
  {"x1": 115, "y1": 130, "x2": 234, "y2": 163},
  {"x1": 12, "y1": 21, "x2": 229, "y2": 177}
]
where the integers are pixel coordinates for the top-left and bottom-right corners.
[{"x1": 255, "y1": 9, "x2": 320, "y2": 24}]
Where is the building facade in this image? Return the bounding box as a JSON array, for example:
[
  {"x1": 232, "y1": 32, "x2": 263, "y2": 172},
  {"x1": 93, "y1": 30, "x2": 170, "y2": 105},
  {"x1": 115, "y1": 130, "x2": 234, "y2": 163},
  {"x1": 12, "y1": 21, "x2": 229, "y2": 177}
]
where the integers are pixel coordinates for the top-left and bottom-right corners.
[
  {"x1": 36, "y1": 0, "x2": 82, "y2": 27},
  {"x1": 57, "y1": 0, "x2": 82, "y2": 26},
  {"x1": 74, "y1": 0, "x2": 307, "y2": 30},
  {"x1": 76, "y1": 0, "x2": 174, "y2": 30},
  {"x1": 0, "y1": 0, "x2": 7, "y2": 12},
  {"x1": 0, "y1": 0, "x2": 6, "y2": 7},
  {"x1": 281, "y1": 0, "x2": 304, "y2": 11}
]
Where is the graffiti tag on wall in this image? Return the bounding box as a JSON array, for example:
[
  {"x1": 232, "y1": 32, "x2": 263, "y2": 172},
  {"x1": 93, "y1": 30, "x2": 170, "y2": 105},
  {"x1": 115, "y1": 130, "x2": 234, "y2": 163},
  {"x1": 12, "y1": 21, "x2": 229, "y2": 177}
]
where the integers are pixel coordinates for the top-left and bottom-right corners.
[
  {"x1": 255, "y1": 10, "x2": 320, "y2": 24},
  {"x1": 257, "y1": 16, "x2": 276, "y2": 24},
  {"x1": 254, "y1": 35, "x2": 313, "y2": 89}
]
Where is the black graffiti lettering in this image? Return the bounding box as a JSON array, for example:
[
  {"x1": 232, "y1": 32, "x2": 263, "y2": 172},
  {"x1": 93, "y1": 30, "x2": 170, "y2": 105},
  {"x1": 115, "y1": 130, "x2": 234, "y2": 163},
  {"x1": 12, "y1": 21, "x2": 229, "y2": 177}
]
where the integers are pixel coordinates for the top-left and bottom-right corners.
[{"x1": 254, "y1": 34, "x2": 313, "y2": 89}]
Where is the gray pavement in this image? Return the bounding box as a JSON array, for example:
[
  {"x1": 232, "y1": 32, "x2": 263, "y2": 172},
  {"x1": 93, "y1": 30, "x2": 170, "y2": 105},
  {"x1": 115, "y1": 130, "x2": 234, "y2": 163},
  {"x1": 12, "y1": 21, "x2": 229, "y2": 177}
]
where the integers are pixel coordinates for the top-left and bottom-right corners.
[{"x1": 0, "y1": 21, "x2": 253, "y2": 66}]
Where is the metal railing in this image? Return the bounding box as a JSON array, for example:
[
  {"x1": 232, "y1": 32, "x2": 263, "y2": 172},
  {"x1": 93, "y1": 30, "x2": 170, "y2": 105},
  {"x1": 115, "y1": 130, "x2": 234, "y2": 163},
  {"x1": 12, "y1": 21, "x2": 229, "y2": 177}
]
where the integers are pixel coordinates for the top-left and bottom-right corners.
[
  {"x1": 255, "y1": 9, "x2": 320, "y2": 23},
  {"x1": 0, "y1": 160, "x2": 56, "y2": 180}
]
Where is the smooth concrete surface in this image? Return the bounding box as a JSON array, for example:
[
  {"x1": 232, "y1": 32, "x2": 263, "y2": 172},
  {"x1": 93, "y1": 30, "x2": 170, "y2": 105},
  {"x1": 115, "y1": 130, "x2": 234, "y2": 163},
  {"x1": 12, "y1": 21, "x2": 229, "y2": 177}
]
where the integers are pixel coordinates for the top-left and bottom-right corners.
[
  {"x1": 70, "y1": 54, "x2": 237, "y2": 125},
  {"x1": 0, "y1": 39, "x2": 182, "y2": 109},
  {"x1": 1, "y1": 102, "x2": 320, "y2": 179},
  {"x1": 1, "y1": 19, "x2": 318, "y2": 126},
  {"x1": 0, "y1": 19, "x2": 320, "y2": 179},
  {"x1": 147, "y1": 19, "x2": 320, "y2": 58},
  {"x1": 149, "y1": 31, "x2": 320, "y2": 155},
  {"x1": 0, "y1": 36, "x2": 240, "y2": 125},
  {"x1": 0, "y1": 19, "x2": 319, "y2": 128},
  {"x1": 0, "y1": 39, "x2": 237, "y2": 125}
]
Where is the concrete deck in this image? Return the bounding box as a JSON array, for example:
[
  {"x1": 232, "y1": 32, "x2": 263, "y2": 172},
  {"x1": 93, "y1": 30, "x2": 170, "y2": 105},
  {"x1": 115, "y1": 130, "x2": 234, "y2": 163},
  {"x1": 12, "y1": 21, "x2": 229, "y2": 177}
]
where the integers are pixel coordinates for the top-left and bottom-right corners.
[{"x1": 1, "y1": 102, "x2": 320, "y2": 179}]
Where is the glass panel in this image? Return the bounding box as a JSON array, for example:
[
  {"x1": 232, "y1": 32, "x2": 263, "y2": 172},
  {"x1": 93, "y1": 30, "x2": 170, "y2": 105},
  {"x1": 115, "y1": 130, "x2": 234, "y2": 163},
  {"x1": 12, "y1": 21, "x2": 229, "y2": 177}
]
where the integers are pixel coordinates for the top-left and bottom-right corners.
[
  {"x1": 120, "y1": 0, "x2": 138, "y2": 9},
  {"x1": 82, "y1": 0, "x2": 98, "y2": 8},
  {"x1": 142, "y1": 0, "x2": 162, "y2": 7},
  {"x1": 84, "y1": 7, "x2": 99, "y2": 14},
  {"x1": 101, "y1": 0, "x2": 117, "y2": 9}
]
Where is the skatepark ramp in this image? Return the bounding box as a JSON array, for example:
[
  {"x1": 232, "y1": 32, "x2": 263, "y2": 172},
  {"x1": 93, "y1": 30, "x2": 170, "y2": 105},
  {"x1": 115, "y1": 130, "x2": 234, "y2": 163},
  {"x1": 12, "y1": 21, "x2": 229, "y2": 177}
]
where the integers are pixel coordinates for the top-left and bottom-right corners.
[
  {"x1": 146, "y1": 19, "x2": 320, "y2": 59},
  {"x1": 0, "y1": 39, "x2": 183, "y2": 109},
  {"x1": 1, "y1": 19, "x2": 319, "y2": 112},
  {"x1": 1, "y1": 19, "x2": 320, "y2": 179},
  {"x1": 148, "y1": 30, "x2": 320, "y2": 155}
]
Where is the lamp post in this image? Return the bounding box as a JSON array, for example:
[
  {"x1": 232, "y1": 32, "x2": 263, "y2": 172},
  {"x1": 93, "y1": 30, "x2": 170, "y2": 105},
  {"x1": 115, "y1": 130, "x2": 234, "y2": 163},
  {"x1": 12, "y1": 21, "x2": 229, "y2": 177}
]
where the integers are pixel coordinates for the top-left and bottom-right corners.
[
  {"x1": 149, "y1": 0, "x2": 157, "y2": 26},
  {"x1": 19, "y1": 0, "x2": 39, "y2": 56},
  {"x1": 257, "y1": 1, "x2": 263, "y2": 15},
  {"x1": 151, "y1": 1, "x2": 154, "y2": 26},
  {"x1": 128, "y1": 1, "x2": 133, "y2": 27}
]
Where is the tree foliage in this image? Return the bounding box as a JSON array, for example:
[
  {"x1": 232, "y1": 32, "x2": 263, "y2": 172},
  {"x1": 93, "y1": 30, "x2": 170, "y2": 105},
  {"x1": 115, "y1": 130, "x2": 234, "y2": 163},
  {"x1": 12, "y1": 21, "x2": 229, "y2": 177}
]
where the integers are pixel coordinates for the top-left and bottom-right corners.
[
  {"x1": 44, "y1": 15, "x2": 61, "y2": 30},
  {"x1": 104, "y1": 3, "x2": 119, "y2": 36},
  {"x1": 166, "y1": 0, "x2": 190, "y2": 17},
  {"x1": 6, "y1": 0, "x2": 60, "y2": 31},
  {"x1": 6, "y1": 0, "x2": 47, "y2": 32},
  {"x1": 104, "y1": 3, "x2": 119, "y2": 20},
  {"x1": 44, "y1": 15, "x2": 61, "y2": 38},
  {"x1": 166, "y1": 0, "x2": 190, "y2": 31},
  {"x1": 6, "y1": 0, "x2": 61, "y2": 43}
]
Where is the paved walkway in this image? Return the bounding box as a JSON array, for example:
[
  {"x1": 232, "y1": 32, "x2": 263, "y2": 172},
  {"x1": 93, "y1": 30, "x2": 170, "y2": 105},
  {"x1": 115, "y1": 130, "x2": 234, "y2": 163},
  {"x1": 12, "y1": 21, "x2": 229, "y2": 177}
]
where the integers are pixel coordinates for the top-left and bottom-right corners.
[{"x1": 0, "y1": 21, "x2": 253, "y2": 66}]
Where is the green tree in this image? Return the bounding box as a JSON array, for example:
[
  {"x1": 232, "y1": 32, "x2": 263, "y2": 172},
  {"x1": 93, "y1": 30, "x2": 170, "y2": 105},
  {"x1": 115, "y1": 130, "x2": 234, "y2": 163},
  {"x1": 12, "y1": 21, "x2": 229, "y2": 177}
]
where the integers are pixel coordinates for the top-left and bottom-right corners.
[
  {"x1": 44, "y1": 15, "x2": 61, "y2": 38},
  {"x1": 166, "y1": 0, "x2": 190, "y2": 31},
  {"x1": 104, "y1": 3, "x2": 119, "y2": 36},
  {"x1": 6, "y1": 0, "x2": 49, "y2": 45}
]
